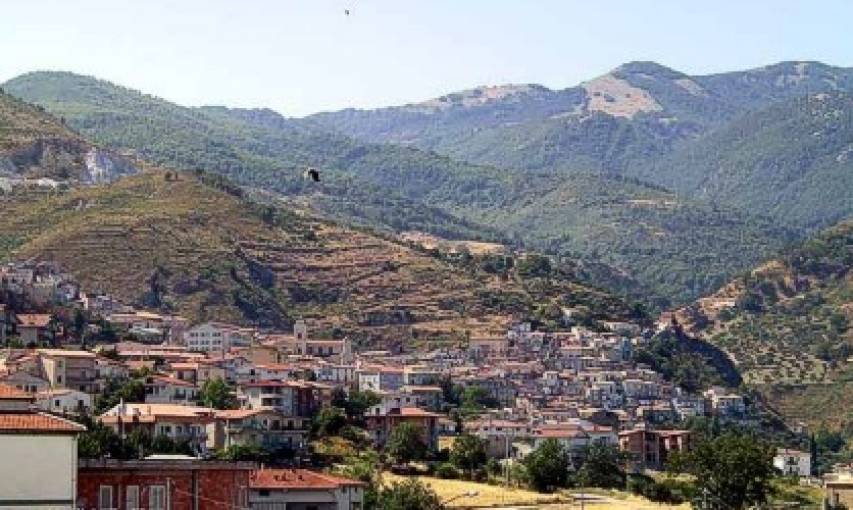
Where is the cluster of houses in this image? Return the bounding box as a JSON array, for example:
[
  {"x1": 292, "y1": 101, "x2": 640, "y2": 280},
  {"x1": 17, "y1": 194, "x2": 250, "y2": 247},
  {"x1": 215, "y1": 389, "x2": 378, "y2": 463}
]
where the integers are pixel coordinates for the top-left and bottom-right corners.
[{"x1": 0, "y1": 260, "x2": 848, "y2": 508}]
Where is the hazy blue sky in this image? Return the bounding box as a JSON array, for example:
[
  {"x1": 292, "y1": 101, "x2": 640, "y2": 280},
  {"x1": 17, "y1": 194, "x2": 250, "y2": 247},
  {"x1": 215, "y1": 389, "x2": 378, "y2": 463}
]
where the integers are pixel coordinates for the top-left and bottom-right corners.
[{"x1": 1, "y1": 0, "x2": 852, "y2": 116}]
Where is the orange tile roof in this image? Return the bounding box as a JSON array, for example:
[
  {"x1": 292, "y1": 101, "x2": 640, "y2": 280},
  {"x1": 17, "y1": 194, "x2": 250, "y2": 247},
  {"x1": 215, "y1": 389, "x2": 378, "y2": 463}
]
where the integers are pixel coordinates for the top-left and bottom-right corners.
[
  {"x1": 399, "y1": 407, "x2": 440, "y2": 418},
  {"x1": 146, "y1": 375, "x2": 197, "y2": 388},
  {"x1": 215, "y1": 409, "x2": 262, "y2": 420},
  {"x1": 0, "y1": 384, "x2": 35, "y2": 400},
  {"x1": 17, "y1": 314, "x2": 52, "y2": 328},
  {"x1": 0, "y1": 412, "x2": 85, "y2": 433},
  {"x1": 250, "y1": 469, "x2": 364, "y2": 490}
]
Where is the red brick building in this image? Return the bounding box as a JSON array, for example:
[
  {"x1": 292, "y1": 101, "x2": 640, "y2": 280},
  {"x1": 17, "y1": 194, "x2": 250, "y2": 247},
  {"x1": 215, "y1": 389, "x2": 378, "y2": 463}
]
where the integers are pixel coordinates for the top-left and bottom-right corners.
[
  {"x1": 618, "y1": 428, "x2": 691, "y2": 471},
  {"x1": 76, "y1": 458, "x2": 255, "y2": 509}
]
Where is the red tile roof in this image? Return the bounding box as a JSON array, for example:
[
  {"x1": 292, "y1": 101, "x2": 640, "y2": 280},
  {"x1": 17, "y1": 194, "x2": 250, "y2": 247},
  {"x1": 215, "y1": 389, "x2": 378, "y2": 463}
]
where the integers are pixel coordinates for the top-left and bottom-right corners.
[
  {"x1": 399, "y1": 407, "x2": 440, "y2": 418},
  {"x1": 0, "y1": 412, "x2": 85, "y2": 433},
  {"x1": 0, "y1": 384, "x2": 35, "y2": 400},
  {"x1": 250, "y1": 469, "x2": 364, "y2": 490},
  {"x1": 17, "y1": 314, "x2": 51, "y2": 328}
]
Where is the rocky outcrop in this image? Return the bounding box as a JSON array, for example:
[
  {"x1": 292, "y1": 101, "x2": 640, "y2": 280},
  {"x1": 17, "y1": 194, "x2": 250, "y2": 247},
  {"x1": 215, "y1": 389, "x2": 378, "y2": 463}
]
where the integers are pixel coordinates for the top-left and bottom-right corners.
[
  {"x1": 83, "y1": 148, "x2": 137, "y2": 183},
  {"x1": 0, "y1": 138, "x2": 137, "y2": 184}
]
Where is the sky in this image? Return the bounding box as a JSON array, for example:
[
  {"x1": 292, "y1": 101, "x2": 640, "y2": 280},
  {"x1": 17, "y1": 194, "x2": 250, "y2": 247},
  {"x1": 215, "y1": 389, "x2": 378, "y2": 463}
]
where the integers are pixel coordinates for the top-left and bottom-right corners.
[{"x1": 1, "y1": 0, "x2": 852, "y2": 117}]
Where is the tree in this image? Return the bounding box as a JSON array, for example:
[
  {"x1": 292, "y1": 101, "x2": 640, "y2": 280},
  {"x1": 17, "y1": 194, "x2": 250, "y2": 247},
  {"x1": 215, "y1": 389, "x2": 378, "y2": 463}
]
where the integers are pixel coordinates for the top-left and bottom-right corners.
[
  {"x1": 386, "y1": 422, "x2": 427, "y2": 464},
  {"x1": 77, "y1": 415, "x2": 125, "y2": 458},
  {"x1": 95, "y1": 378, "x2": 146, "y2": 414},
  {"x1": 314, "y1": 407, "x2": 347, "y2": 438},
  {"x1": 669, "y1": 432, "x2": 775, "y2": 510},
  {"x1": 576, "y1": 443, "x2": 626, "y2": 489},
  {"x1": 523, "y1": 438, "x2": 571, "y2": 492},
  {"x1": 332, "y1": 389, "x2": 381, "y2": 420},
  {"x1": 461, "y1": 386, "x2": 498, "y2": 411},
  {"x1": 73, "y1": 308, "x2": 88, "y2": 344},
  {"x1": 449, "y1": 434, "x2": 488, "y2": 476},
  {"x1": 374, "y1": 478, "x2": 444, "y2": 510},
  {"x1": 215, "y1": 443, "x2": 271, "y2": 462},
  {"x1": 438, "y1": 375, "x2": 460, "y2": 407},
  {"x1": 199, "y1": 377, "x2": 235, "y2": 409}
]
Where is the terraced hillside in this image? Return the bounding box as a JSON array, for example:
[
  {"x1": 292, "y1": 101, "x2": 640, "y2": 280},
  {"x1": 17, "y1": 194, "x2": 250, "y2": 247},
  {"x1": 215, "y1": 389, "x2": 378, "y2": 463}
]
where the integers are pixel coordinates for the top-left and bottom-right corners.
[
  {"x1": 0, "y1": 170, "x2": 639, "y2": 347},
  {"x1": 674, "y1": 221, "x2": 852, "y2": 430}
]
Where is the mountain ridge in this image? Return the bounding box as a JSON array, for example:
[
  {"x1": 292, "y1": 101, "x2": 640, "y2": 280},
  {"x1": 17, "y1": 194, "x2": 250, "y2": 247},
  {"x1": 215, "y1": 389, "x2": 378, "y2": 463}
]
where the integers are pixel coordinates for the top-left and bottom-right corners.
[{"x1": 2, "y1": 67, "x2": 824, "y2": 308}]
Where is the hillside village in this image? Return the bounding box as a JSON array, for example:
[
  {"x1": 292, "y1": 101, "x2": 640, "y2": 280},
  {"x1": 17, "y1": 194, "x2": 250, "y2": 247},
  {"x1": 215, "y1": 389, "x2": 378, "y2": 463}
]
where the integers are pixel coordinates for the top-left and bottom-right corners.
[
  {"x1": 1, "y1": 7, "x2": 852, "y2": 507},
  {"x1": 1, "y1": 258, "x2": 848, "y2": 509}
]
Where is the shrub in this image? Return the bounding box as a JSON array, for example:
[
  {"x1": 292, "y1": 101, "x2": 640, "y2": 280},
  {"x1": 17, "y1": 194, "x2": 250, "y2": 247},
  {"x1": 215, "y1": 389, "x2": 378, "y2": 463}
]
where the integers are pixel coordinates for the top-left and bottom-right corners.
[{"x1": 434, "y1": 462, "x2": 459, "y2": 479}]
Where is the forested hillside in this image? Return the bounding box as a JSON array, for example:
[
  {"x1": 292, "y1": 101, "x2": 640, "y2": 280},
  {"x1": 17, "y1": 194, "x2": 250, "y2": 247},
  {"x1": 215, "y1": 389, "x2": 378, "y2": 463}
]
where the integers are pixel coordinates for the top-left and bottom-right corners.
[
  {"x1": 631, "y1": 92, "x2": 853, "y2": 227},
  {"x1": 310, "y1": 61, "x2": 853, "y2": 176},
  {"x1": 3, "y1": 71, "x2": 805, "y2": 308}
]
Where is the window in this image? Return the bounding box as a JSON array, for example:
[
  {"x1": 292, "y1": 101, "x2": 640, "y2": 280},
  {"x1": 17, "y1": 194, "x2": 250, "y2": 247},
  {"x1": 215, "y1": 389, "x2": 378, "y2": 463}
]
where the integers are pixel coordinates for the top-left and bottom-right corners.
[
  {"x1": 98, "y1": 485, "x2": 113, "y2": 509},
  {"x1": 126, "y1": 485, "x2": 140, "y2": 509},
  {"x1": 149, "y1": 485, "x2": 167, "y2": 510}
]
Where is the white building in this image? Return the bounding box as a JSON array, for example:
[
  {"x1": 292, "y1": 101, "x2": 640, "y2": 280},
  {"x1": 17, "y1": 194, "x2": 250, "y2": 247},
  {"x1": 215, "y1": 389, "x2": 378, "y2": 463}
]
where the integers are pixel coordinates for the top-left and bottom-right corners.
[
  {"x1": 773, "y1": 448, "x2": 811, "y2": 477},
  {"x1": 184, "y1": 322, "x2": 254, "y2": 352},
  {"x1": 36, "y1": 388, "x2": 93, "y2": 415},
  {"x1": 0, "y1": 384, "x2": 85, "y2": 509}
]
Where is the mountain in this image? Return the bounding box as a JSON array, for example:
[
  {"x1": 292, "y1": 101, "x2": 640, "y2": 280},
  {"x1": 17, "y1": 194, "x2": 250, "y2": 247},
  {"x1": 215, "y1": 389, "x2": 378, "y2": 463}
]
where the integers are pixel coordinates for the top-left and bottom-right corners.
[
  {"x1": 673, "y1": 220, "x2": 853, "y2": 430},
  {"x1": 0, "y1": 89, "x2": 135, "y2": 184},
  {"x1": 309, "y1": 61, "x2": 853, "y2": 229},
  {"x1": 629, "y1": 92, "x2": 853, "y2": 228},
  {"x1": 2, "y1": 70, "x2": 804, "y2": 308},
  {"x1": 309, "y1": 61, "x2": 853, "y2": 174}
]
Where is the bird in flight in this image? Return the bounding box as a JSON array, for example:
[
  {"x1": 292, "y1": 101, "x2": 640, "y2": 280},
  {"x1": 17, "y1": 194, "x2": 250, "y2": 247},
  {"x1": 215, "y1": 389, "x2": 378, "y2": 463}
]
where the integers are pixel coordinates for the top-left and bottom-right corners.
[
  {"x1": 304, "y1": 168, "x2": 320, "y2": 182},
  {"x1": 344, "y1": 9, "x2": 350, "y2": 16}
]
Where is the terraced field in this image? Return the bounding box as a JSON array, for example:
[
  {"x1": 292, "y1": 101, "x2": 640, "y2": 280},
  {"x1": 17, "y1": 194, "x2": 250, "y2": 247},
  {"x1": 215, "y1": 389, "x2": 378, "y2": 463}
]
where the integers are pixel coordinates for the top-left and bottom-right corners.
[
  {"x1": 674, "y1": 220, "x2": 852, "y2": 430},
  {"x1": 0, "y1": 170, "x2": 637, "y2": 347}
]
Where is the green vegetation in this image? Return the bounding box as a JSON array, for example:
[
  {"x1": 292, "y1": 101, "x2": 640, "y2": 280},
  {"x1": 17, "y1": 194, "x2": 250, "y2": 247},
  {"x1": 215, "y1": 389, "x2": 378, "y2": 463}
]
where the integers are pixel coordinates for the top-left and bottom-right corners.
[
  {"x1": 373, "y1": 478, "x2": 444, "y2": 510},
  {"x1": 633, "y1": 92, "x2": 853, "y2": 228},
  {"x1": 669, "y1": 432, "x2": 776, "y2": 510},
  {"x1": 635, "y1": 330, "x2": 733, "y2": 392},
  {"x1": 386, "y1": 423, "x2": 428, "y2": 464},
  {"x1": 198, "y1": 377, "x2": 235, "y2": 410},
  {"x1": 2, "y1": 71, "x2": 813, "y2": 308},
  {"x1": 684, "y1": 220, "x2": 852, "y2": 431},
  {"x1": 77, "y1": 415, "x2": 193, "y2": 459},
  {"x1": 448, "y1": 434, "x2": 487, "y2": 477},
  {"x1": 522, "y1": 438, "x2": 571, "y2": 492}
]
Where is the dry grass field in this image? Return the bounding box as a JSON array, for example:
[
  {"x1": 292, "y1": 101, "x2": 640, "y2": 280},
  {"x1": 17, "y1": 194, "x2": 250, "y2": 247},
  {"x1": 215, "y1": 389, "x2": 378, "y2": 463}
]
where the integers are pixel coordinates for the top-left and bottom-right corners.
[{"x1": 382, "y1": 474, "x2": 689, "y2": 510}]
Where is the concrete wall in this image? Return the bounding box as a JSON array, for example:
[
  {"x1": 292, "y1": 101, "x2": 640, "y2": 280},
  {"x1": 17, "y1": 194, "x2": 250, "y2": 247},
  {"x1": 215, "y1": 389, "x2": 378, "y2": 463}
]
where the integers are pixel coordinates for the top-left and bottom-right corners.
[{"x1": 0, "y1": 434, "x2": 77, "y2": 509}]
